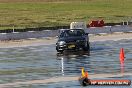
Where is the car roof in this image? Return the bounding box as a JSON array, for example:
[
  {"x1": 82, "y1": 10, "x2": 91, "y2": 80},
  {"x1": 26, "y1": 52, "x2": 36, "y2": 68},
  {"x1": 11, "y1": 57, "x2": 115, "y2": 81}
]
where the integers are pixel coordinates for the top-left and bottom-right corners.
[
  {"x1": 58, "y1": 29, "x2": 84, "y2": 34},
  {"x1": 59, "y1": 29, "x2": 84, "y2": 31}
]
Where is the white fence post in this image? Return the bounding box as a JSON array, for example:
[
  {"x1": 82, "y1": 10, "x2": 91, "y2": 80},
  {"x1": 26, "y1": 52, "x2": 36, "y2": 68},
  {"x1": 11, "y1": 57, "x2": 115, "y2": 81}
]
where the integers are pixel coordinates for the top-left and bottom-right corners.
[{"x1": 13, "y1": 26, "x2": 14, "y2": 33}]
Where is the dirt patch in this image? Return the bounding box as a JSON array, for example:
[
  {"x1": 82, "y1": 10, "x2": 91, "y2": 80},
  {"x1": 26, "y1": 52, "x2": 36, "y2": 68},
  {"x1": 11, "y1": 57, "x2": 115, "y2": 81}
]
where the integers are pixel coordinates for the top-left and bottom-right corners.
[{"x1": 0, "y1": 37, "x2": 57, "y2": 48}]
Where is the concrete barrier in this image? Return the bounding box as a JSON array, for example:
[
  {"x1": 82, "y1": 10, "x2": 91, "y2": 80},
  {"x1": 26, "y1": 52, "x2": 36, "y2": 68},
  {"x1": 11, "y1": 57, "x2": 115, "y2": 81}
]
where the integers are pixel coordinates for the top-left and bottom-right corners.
[
  {"x1": 110, "y1": 26, "x2": 132, "y2": 33},
  {"x1": 0, "y1": 30, "x2": 59, "y2": 40},
  {"x1": 84, "y1": 26, "x2": 132, "y2": 34},
  {"x1": 85, "y1": 27, "x2": 111, "y2": 34},
  {"x1": 0, "y1": 26, "x2": 132, "y2": 40}
]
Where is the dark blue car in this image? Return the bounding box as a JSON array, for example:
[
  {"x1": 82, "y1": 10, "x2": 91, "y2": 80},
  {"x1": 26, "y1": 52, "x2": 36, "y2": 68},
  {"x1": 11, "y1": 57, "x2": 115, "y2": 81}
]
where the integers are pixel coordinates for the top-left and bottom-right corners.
[{"x1": 56, "y1": 29, "x2": 90, "y2": 53}]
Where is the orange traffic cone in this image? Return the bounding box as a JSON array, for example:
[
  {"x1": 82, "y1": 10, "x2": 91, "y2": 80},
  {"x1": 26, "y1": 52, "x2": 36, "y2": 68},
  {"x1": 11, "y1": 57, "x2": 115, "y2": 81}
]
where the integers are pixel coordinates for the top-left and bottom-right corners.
[
  {"x1": 85, "y1": 71, "x2": 89, "y2": 78},
  {"x1": 119, "y1": 48, "x2": 125, "y2": 65}
]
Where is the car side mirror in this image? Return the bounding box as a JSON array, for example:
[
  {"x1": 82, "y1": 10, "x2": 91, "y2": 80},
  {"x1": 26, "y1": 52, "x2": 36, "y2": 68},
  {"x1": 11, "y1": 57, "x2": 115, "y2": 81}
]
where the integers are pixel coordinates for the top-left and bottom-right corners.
[
  {"x1": 56, "y1": 36, "x2": 59, "y2": 38},
  {"x1": 85, "y1": 33, "x2": 89, "y2": 35}
]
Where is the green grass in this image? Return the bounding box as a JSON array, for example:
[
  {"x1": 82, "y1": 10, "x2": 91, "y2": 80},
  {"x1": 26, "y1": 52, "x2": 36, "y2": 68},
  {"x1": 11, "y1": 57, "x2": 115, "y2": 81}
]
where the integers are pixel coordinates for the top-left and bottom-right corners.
[{"x1": 0, "y1": 0, "x2": 132, "y2": 30}]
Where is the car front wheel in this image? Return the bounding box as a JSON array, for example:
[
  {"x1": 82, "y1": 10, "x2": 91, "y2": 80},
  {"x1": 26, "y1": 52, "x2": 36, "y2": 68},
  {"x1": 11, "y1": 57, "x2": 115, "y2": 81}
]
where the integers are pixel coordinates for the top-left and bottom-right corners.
[{"x1": 56, "y1": 47, "x2": 64, "y2": 53}]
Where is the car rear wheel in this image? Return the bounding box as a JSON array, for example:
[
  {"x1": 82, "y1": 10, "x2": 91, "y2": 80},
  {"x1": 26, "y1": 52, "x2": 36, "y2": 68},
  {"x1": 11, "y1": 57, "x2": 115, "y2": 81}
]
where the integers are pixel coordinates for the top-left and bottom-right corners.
[{"x1": 83, "y1": 42, "x2": 90, "y2": 51}]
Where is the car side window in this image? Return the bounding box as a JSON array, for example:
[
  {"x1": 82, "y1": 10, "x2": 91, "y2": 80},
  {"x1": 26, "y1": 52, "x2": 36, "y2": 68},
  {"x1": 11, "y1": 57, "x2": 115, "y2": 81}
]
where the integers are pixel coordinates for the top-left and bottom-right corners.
[
  {"x1": 59, "y1": 31, "x2": 68, "y2": 38},
  {"x1": 59, "y1": 32, "x2": 64, "y2": 38}
]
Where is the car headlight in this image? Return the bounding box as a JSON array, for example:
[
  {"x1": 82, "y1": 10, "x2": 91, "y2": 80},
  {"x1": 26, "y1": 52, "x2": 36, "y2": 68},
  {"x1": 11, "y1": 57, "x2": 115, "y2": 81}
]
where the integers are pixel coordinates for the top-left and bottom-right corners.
[{"x1": 58, "y1": 41, "x2": 66, "y2": 45}]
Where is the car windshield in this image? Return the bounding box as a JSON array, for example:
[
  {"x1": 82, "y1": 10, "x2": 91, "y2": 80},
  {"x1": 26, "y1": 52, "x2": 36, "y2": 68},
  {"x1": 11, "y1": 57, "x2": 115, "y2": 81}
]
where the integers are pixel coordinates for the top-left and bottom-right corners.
[{"x1": 60, "y1": 29, "x2": 85, "y2": 37}]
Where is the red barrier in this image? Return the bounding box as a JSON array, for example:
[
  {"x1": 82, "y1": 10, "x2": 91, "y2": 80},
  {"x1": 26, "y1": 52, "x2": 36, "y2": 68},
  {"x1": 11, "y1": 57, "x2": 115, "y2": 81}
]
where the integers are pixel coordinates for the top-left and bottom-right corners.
[
  {"x1": 88, "y1": 20, "x2": 104, "y2": 27},
  {"x1": 98, "y1": 20, "x2": 104, "y2": 27}
]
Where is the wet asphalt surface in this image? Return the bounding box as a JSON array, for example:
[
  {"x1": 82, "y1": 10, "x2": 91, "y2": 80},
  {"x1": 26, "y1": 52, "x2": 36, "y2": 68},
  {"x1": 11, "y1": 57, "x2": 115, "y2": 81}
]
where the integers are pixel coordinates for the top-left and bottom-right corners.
[{"x1": 0, "y1": 39, "x2": 132, "y2": 87}]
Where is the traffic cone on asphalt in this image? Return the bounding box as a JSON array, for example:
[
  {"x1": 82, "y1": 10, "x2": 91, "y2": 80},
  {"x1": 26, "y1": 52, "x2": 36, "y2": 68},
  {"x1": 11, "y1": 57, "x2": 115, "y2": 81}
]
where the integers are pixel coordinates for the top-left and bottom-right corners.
[
  {"x1": 119, "y1": 48, "x2": 125, "y2": 75},
  {"x1": 119, "y1": 48, "x2": 125, "y2": 65},
  {"x1": 85, "y1": 71, "x2": 89, "y2": 78}
]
